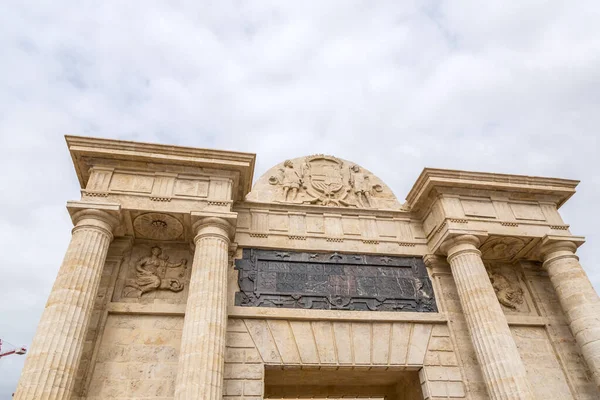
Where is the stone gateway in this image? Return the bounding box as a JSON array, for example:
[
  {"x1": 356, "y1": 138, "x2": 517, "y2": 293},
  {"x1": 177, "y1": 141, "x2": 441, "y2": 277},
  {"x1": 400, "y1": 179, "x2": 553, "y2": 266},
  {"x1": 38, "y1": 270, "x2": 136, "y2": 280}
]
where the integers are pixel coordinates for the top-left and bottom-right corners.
[{"x1": 14, "y1": 136, "x2": 600, "y2": 400}]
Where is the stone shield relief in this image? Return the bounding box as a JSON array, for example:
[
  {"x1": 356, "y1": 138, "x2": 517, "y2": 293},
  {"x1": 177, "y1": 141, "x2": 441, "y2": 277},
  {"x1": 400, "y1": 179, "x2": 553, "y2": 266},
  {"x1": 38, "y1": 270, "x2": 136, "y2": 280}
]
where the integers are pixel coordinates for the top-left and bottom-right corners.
[{"x1": 234, "y1": 249, "x2": 437, "y2": 312}]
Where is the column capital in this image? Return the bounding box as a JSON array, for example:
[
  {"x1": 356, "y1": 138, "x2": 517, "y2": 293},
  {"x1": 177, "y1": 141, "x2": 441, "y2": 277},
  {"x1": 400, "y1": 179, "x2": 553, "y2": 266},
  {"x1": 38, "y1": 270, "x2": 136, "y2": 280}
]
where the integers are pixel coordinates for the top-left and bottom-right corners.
[
  {"x1": 423, "y1": 254, "x2": 449, "y2": 269},
  {"x1": 439, "y1": 233, "x2": 487, "y2": 261},
  {"x1": 539, "y1": 234, "x2": 585, "y2": 265},
  {"x1": 67, "y1": 201, "x2": 121, "y2": 238},
  {"x1": 191, "y1": 211, "x2": 237, "y2": 243}
]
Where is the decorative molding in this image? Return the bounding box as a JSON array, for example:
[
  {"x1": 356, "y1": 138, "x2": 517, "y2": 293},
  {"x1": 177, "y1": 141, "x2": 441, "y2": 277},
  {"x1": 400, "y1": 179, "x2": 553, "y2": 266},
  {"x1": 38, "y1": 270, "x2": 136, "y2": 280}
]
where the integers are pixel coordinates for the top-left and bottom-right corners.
[
  {"x1": 82, "y1": 191, "x2": 109, "y2": 198},
  {"x1": 362, "y1": 239, "x2": 380, "y2": 244},
  {"x1": 149, "y1": 196, "x2": 172, "y2": 202},
  {"x1": 288, "y1": 235, "x2": 307, "y2": 240},
  {"x1": 448, "y1": 218, "x2": 469, "y2": 224},
  {"x1": 501, "y1": 222, "x2": 519, "y2": 227},
  {"x1": 549, "y1": 225, "x2": 569, "y2": 230},
  {"x1": 434, "y1": 221, "x2": 447, "y2": 235},
  {"x1": 326, "y1": 237, "x2": 344, "y2": 242},
  {"x1": 398, "y1": 242, "x2": 417, "y2": 247},
  {"x1": 208, "y1": 201, "x2": 230, "y2": 206},
  {"x1": 249, "y1": 232, "x2": 268, "y2": 238}
]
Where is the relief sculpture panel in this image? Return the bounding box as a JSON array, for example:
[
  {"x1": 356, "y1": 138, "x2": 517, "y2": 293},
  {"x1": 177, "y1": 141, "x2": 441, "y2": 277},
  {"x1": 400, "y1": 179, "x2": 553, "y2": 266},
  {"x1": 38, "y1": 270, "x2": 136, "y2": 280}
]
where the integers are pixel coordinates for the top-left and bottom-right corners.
[
  {"x1": 235, "y1": 249, "x2": 437, "y2": 312},
  {"x1": 484, "y1": 263, "x2": 533, "y2": 314},
  {"x1": 113, "y1": 243, "x2": 192, "y2": 303},
  {"x1": 123, "y1": 246, "x2": 188, "y2": 297},
  {"x1": 247, "y1": 155, "x2": 403, "y2": 209}
]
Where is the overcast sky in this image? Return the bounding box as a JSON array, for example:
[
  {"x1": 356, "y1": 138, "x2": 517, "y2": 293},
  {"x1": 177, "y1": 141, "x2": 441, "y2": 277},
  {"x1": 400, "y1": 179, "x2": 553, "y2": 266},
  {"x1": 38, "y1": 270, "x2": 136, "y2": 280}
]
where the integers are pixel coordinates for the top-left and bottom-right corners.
[{"x1": 1, "y1": 0, "x2": 600, "y2": 397}]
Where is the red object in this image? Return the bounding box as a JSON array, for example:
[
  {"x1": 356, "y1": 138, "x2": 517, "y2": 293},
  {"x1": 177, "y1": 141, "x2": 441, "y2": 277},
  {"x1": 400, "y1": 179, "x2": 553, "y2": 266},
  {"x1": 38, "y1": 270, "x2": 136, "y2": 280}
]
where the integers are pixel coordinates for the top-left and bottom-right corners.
[{"x1": 0, "y1": 338, "x2": 27, "y2": 359}]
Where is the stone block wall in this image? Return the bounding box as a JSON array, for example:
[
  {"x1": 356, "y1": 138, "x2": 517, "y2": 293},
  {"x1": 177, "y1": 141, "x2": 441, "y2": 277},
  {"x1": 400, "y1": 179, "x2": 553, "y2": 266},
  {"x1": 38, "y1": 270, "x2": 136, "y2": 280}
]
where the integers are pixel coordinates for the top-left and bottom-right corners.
[
  {"x1": 66, "y1": 241, "x2": 600, "y2": 399},
  {"x1": 83, "y1": 315, "x2": 183, "y2": 399},
  {"x1": 223, "y1": 318, "x2": 466, "y2": 400}
]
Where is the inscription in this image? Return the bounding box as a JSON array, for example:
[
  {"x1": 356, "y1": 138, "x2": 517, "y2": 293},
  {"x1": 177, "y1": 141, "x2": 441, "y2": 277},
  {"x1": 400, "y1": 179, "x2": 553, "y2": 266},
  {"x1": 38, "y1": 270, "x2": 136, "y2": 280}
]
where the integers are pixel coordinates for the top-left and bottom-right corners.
[{"x1": 235, "y1": 249, "x2": 437, "y2": 312}]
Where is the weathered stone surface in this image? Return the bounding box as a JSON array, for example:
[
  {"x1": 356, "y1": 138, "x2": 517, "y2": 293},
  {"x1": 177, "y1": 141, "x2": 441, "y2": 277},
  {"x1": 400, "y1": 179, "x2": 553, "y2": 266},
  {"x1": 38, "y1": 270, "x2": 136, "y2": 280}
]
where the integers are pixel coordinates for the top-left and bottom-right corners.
[{"x1": 16, "y1": 137, "x2": 600, "y2": 400}]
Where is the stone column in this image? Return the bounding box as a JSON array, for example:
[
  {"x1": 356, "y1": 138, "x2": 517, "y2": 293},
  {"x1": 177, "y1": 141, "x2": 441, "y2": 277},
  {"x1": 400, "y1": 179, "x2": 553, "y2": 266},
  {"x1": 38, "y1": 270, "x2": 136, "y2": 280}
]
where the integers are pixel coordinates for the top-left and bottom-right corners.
[
  {"x1": 441, "y1": 235, "x2": 534, "y2": 400},
  {"x1": 14, "y1": 208, "x2": 119, "y2": 400},
  {"x1": 175, "y1": 216, "x2": 233, "y2": 400},
  {"x1": 540, "y1": 238, "x2": 600, "y2": 388}
]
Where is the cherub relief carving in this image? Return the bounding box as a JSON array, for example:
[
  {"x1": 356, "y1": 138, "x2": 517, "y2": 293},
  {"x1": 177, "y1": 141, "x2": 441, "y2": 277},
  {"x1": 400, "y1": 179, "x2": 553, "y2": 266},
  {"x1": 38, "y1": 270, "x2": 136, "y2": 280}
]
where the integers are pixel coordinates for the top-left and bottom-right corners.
[
  {"x1": 487, "y1": 269, "x2": 524, "y2": 309},
  {"x1": 124, "y1": 246, "x2": 188, "y2": 297}
]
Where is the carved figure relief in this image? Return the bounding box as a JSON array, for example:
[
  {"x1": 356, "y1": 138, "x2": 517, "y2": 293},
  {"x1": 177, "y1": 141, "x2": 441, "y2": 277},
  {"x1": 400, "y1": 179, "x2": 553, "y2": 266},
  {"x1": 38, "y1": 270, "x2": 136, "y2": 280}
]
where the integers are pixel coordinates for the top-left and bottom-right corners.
[
  {"x1": 487, "y1": 269, "x2": 524, "y2": 310},
  {"x1": 261, "y1": 155, "x2": 397, "y2": 209},
  {"x1": 124, "y1": 246, "x2": 188, "y2": 297}
]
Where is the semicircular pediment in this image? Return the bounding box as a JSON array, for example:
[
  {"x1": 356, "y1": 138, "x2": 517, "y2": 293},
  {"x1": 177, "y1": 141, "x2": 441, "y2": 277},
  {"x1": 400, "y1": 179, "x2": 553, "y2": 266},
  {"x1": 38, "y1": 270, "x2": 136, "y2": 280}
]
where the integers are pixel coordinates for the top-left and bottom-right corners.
[{"x1": 246, "y1": 155, "x2": 402, "y2": 209}]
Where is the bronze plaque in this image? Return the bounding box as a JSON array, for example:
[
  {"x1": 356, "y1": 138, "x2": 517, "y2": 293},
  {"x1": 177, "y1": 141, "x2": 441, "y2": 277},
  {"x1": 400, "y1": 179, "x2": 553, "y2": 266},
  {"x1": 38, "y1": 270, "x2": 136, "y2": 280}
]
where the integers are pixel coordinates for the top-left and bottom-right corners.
[{"x1": 235, "y1": 249, "x2": 437, "y2": 312}]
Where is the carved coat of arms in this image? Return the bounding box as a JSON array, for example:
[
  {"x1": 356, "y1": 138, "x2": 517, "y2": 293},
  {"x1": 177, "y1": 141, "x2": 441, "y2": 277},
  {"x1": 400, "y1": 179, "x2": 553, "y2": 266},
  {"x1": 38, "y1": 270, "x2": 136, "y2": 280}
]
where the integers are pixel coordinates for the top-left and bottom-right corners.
[
  {"x1": 303, "y1": 155, "x2": 351, "y2": 206},
  {"x1": 267, "y1": 155, "x2": 388, "y2": 208}
]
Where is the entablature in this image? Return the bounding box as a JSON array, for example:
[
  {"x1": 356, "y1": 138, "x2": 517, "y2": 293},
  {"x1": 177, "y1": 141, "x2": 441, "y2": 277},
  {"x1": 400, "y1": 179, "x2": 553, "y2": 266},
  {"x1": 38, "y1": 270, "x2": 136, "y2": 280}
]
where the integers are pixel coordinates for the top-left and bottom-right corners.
[
  {"x1": 405, "y1": 168, "x2": 581, "y2": 259},
  {"x1": 233, "y1": 201, "x2": 428, "y2": 256},
  {"x1": 66, "y1": 135, "x2": 256, "y2": 207}
]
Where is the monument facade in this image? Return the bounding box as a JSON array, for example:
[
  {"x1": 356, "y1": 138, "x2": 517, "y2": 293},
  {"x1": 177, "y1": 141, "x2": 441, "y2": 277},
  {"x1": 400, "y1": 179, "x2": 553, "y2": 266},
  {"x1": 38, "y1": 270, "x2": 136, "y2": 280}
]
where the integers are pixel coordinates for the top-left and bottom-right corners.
[{"x1": 13, "y1": 136, "x2": 600, "y2": 399}]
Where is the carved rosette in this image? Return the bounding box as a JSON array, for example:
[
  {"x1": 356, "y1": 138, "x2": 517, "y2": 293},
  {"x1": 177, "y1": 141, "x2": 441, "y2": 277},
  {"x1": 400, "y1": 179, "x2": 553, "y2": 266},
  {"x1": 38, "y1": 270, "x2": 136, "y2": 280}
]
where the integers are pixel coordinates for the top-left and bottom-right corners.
[{"x1": 133, "y1": 212, "x2": 184, "y2": 240}]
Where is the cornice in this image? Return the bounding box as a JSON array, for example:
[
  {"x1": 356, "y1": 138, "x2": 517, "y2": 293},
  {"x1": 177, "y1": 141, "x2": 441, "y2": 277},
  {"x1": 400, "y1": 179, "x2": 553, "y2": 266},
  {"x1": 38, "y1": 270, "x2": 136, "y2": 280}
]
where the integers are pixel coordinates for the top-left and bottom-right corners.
[
  {"x1": 234, "y1": 200, "x2": 413, "y2": 219},
  {"x1": 65, "y1": 135, "x2": 256, "y2": 201},
  {"x1": 405, "y1": 168, "x2": 579, "y2": 212}
]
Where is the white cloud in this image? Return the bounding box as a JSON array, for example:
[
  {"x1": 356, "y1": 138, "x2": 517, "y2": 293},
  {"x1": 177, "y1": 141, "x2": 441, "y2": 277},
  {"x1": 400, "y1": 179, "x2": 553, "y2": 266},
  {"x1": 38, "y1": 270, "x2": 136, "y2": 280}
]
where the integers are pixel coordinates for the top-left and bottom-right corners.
[{"x1": 1, "y1": 0, "x2": 600, "y2": 396}]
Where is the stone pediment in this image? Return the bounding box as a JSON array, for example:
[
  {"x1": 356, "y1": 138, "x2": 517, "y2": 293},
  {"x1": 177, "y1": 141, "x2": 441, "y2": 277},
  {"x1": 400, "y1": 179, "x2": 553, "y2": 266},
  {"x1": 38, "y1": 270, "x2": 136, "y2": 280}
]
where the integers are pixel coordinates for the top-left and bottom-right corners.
[{"x1": 246, "y1": 155, "x2": 402, "y2": 210}]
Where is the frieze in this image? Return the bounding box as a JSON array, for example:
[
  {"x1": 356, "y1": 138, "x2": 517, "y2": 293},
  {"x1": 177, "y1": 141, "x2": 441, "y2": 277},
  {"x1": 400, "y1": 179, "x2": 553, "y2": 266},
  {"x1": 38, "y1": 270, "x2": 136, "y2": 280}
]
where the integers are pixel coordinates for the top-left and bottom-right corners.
[{"x1": 234, "y1": 249, "x2": 437, "y2": 312}]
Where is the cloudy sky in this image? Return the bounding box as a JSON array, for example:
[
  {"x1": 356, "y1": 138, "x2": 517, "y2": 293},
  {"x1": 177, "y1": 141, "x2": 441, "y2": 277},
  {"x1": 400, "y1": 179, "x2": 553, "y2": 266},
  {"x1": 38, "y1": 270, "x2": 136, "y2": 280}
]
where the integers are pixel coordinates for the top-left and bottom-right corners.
[{"x1": 1, "y1": 0, "x2": 599, "y2": 396}]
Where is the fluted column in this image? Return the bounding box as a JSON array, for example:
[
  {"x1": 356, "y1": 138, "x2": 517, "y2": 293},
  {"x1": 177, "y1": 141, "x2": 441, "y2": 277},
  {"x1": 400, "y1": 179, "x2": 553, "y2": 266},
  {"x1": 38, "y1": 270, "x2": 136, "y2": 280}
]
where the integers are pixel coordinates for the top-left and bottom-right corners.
[
  {"x1": 14, "y1": 208, "x2": 119, "y2": 400},
  {"x1": 540, "y1": 238, "x2": 600, "y2": 388},
  {"x1": 175, "y1": 216, "x2": 232, "y2": 400},
  {"x1": 441, "y1": 235, "x2": 534, "y2": 400}
]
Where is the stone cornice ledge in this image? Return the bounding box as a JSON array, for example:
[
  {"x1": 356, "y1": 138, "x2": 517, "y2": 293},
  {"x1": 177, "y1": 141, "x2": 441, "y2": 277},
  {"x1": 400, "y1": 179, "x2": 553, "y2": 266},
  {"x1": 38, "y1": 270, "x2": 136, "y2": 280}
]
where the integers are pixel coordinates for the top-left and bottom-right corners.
[
  {"x1": 406, "y1": 168, "x2": 579, "y2": 211},
  {"x1": 107, "y1": 303, "x2": 559, "y2": 326},
  {"x1": 107, "y1": 302, "x2": 186, "y2": 315},
  {"x1": 505, "y1": 314, "x2": 565, "y2": 326},
  {"x1": 65, "y1": 135, "x2": 256, "y2": 200},
  {"x1": 228, "y1": 306, "x2": 447, "y2": 323},
  {"x1": 106, "y1": 303, "x2": 448, "y2": 323}
]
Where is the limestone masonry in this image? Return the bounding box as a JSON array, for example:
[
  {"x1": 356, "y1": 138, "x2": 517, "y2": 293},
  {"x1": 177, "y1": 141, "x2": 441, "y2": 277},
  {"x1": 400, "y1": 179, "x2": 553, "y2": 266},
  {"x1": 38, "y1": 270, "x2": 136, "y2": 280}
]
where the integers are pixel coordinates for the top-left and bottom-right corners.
[{"x1": 14, "y1": 136, "x2": 600, "y2": 399}]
